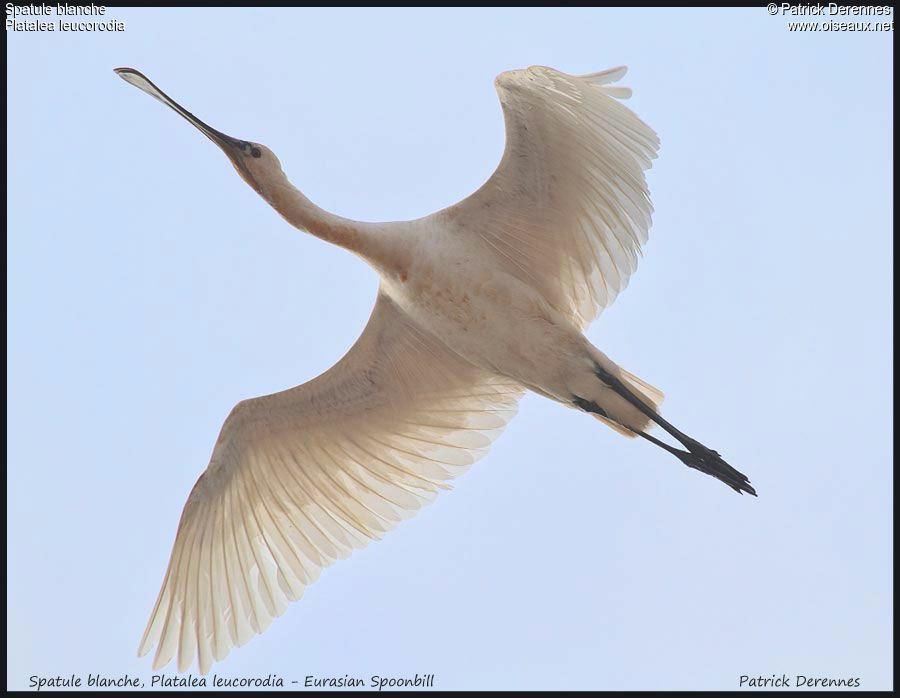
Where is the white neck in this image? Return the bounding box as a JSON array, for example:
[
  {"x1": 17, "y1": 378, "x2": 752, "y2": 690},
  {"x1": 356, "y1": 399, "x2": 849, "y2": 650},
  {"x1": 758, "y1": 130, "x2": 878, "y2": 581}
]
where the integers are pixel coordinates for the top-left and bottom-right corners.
[{"x1": 264, "y1": 179, "x2": 409, "y2": 281}]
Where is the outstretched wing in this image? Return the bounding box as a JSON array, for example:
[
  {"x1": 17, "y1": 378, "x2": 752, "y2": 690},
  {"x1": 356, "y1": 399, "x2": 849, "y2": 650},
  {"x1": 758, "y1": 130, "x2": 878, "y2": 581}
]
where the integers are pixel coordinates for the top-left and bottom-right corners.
[
  {"x1": 139, "y1": 292, "x2": 524, "y2": 673},
  {"x1": 438, "y1": 66, "x2": 660, "y2": 330}
]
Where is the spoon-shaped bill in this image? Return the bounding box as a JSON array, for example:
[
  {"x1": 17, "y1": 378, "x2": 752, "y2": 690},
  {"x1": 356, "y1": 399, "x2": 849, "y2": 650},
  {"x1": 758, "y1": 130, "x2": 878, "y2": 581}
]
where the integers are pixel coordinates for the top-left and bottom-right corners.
[
  {"x1": 114, "y1": 67, "x2": 245, "y2": 152},
  {"x1": 114, "y1": 67, "x2": 259, "y2": 188}
]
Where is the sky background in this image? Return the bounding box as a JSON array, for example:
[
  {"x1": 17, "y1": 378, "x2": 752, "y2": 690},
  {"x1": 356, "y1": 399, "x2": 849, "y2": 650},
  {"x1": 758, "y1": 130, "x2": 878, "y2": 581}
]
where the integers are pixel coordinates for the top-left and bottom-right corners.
[{"x1": 7, "y1": 7, "x2": 893, "y2": 691}]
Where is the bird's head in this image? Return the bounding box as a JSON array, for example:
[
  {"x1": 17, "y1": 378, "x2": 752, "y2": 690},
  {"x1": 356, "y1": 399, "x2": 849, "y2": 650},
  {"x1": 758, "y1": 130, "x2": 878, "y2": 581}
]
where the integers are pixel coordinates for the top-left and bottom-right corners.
[{"x1": 114, "y1": 67, "x2": 285, "y2": 199}]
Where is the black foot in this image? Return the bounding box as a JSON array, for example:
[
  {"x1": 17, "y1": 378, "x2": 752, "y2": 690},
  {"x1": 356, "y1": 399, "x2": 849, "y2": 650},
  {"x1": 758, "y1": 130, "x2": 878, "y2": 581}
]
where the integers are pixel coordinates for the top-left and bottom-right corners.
[
  {"x1": 674, "y1": 441, "x2": 757, "y2": 496},
  {"x1": 635, "y1": 430, "x2": 757, "y2": 496}
]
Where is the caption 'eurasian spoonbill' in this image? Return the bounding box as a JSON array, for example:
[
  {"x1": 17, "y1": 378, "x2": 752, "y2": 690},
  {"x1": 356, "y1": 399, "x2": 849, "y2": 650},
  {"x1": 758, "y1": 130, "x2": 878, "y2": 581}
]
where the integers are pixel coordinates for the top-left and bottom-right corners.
[{"x1": 115, "y1": 64, "x2": 756, "y2": 675}]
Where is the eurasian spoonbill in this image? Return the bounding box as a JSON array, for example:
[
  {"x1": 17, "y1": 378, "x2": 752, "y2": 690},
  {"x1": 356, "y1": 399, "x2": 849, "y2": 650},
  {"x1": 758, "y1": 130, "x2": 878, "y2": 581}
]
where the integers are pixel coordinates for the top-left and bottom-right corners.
[{"x1": 115, "y1": 65, "x2": 755, "y2": 675}]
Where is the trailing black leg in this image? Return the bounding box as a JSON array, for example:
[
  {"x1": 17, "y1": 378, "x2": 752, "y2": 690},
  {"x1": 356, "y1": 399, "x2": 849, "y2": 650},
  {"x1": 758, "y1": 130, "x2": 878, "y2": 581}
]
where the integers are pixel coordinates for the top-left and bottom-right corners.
[{"x1": 577, "y1": 368, "x2": 758, "y2": 497}]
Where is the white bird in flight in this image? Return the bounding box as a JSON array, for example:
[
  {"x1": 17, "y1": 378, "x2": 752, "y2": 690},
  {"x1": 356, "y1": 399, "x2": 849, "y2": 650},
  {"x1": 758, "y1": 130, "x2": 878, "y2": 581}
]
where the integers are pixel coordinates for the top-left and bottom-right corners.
[{"x1": 116, "y1": 64, "x2": 755, "y2": 675}]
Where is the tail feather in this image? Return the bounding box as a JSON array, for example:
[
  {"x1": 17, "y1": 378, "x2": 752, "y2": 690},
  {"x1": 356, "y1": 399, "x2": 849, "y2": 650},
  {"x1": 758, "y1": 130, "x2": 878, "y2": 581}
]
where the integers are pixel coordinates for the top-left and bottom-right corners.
[
  {"x1": 595, "y1": 414, "x2": 638, "y2": 438},
  {"x1": 572, "y1": 356, "x2": 664, "y2": 437},
  {"x1": 618, "y1": 366, "x2": 664, "y2": 409},
  {"x1": 608, "y1": 366, "x2": 664, "y2": 437}
]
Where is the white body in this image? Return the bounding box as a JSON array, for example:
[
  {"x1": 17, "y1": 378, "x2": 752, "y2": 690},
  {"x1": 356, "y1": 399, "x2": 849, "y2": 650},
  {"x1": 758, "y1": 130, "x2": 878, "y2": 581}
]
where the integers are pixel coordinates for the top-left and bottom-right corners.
[
  {"x1": 383, "y1": 221, "x2": 577, "y2": 387},
  {"x1": 380, "y1": 218, "x2": 622, "y2": 413}
]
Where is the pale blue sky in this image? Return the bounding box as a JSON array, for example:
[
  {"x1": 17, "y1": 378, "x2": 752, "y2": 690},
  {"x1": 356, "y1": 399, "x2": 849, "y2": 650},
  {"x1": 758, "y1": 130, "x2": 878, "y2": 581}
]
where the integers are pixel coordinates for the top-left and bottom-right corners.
[{"x1": 7, "y1": 7, "x2": 892, "y2": 691}]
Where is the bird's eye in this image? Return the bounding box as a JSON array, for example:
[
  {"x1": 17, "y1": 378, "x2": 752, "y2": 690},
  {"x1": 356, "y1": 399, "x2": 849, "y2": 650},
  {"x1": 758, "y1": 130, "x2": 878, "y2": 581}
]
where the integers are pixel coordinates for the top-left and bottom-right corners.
[{"x1": 251, "y1": 147, "x2": 261, "y2": 158}]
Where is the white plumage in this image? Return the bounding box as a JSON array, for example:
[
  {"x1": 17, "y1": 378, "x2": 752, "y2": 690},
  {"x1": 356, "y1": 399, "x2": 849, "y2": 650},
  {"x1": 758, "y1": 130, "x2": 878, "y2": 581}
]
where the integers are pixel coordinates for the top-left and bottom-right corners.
[
  {"x1": 116, "y1": 64, "x2": 754, "y2": 675},
  {"x1": 444, "y1": 66, "x2": 658, "y2": 330}
]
